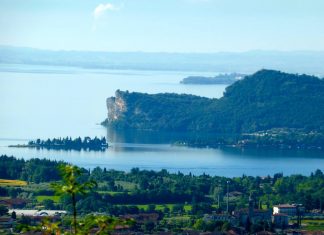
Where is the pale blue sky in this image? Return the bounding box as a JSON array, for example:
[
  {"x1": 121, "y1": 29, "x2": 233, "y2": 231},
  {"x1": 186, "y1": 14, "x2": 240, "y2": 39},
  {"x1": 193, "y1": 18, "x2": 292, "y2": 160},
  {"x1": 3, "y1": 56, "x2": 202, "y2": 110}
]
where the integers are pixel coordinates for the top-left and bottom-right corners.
[{"x1": 1, "y1": 0, "x2": 324, "y2": 52}]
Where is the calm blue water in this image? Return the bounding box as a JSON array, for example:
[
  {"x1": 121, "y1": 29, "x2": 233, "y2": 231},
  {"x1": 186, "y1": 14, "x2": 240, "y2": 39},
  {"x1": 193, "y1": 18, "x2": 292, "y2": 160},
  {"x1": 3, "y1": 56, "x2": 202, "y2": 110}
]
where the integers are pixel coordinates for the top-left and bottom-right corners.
[{"x1": 0, "y1": 64, "x2": 323, "y2": 177}]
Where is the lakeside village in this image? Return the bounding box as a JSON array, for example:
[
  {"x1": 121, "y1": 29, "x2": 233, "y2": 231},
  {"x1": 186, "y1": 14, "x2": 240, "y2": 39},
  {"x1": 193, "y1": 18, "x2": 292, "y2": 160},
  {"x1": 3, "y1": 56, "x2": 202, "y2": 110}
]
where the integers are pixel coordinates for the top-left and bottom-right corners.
[
  {"x1": 0, "y1": 155, "x2": 324, "y2": 234},
  {"x1": 1, "y1": 193, "x2": 323, "y2": 234}
]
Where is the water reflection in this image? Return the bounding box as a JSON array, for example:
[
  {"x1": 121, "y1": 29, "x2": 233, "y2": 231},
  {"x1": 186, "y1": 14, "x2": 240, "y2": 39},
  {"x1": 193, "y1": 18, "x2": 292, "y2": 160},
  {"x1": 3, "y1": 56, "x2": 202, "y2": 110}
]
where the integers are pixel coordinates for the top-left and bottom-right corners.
[
  {"x1": 106, "y1": 127, "x2": 324, "y2": 165},
  {"x1": 106, "y1": 127, "x2": 239, "y2": 145},
  {"x1": 220, "y1": 146, "x2": 324, "y2": 160}
]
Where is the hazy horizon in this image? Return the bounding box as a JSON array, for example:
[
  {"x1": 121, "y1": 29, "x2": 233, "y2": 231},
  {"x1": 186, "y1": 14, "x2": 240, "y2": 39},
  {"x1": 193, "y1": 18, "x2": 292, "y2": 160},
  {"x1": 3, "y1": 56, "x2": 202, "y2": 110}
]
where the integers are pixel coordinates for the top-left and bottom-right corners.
[
  {"x1": 1, "y1": 45, "x2": 324, "y2": 75},
  {"x1": 1, "y1": 0, "x2": 324, "y2": 53},
  {"x1": 3, "y1": 45, "x2": 324, "y2": 54}
]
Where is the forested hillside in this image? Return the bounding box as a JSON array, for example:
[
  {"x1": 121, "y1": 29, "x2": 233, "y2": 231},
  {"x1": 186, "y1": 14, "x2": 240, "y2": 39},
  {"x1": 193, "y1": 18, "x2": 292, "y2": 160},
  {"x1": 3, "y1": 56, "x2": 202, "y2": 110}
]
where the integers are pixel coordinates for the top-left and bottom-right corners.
[{"x1": 103, "y1": 70, "x2": 324, "y2": 134}]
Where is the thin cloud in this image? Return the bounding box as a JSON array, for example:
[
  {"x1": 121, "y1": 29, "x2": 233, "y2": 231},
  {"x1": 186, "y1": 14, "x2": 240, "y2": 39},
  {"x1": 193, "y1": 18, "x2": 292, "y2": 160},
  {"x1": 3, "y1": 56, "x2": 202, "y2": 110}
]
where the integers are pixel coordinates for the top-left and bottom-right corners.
[
  {"x1": 186, "y1": 0, "x2": 214, "y2": 3},
  {"x1": 92, "y1": 3, "x2": 120, "y2": 31},
  {"x1": 93, "y1": 3, "x2": 118, "y2": 19}
]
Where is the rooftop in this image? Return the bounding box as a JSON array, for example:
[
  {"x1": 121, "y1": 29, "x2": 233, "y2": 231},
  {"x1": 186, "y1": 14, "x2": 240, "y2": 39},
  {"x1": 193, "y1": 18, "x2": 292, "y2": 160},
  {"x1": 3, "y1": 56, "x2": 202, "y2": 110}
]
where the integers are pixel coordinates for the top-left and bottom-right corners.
[
  {"x1": 8, "y1": 209, "x2": 67, "y2": 217},
  {"x1": 273, "y1": 213, "x2": 288, "y2": 217},
  {"x1": 274, "y1": 204, "x2": 299, "y2": 208}
]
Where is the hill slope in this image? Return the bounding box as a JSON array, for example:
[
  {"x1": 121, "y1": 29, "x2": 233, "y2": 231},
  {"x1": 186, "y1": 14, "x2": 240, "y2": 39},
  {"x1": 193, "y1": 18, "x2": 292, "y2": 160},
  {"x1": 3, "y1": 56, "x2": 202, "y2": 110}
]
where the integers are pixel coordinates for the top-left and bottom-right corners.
[{"x1": 102, "y1": 70, "x2": 324, "y2": 134}]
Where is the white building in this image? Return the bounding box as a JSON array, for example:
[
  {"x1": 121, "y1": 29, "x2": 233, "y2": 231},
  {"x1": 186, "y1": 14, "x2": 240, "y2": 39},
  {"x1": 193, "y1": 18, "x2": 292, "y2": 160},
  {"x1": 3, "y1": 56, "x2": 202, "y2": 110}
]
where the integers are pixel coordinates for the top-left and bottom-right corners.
[
  {"x1": 273, "y1": 204, "x2": 304, "y2": 216},
  {"x1": 8, "y1": 209, "x2": 67, "y2": 217}
]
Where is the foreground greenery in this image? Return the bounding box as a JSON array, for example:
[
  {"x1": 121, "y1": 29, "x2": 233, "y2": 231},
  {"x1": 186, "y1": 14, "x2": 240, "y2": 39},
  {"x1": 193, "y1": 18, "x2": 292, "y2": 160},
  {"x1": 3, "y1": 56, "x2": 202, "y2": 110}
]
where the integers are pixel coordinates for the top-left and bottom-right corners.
[
  {"x1": 0, "y1": 155, "x2": 324, "y2": 234},
  {"x1": 1, "y1": 155, "x2": 324, "y2": 212},
  {"x1": 52, "y1": 165, "x2": 98, "y2": 234}
]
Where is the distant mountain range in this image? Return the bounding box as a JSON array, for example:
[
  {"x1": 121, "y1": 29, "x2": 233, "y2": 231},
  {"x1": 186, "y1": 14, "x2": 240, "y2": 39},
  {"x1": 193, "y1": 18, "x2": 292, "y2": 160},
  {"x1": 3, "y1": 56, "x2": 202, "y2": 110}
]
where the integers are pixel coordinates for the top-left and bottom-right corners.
[{"x1": 1, "y1": 46, "x2": 324, "y2": 75}]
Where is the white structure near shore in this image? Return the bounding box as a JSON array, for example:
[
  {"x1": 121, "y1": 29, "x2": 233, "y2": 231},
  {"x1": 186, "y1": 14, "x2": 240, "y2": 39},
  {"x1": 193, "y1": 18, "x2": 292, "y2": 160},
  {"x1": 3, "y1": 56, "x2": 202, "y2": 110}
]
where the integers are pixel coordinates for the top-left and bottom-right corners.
[{"x1": 9, "y1": 209, "x2": 67, "y2": 217}]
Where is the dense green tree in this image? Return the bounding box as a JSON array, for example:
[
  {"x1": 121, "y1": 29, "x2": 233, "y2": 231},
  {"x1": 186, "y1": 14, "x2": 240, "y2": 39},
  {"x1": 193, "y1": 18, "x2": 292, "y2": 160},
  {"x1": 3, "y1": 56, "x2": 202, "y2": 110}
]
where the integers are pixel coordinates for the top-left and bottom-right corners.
[
  {"x1": 42, "y1": 199, "x2": 55, "y2": 210},
  {"x1": 51, "y1": 165, "x2": 97, "y2": 235},
  {"x1": 0, "y1": 205, "x2": 8, "y2": 216},
  {"x1": 11, "y1": 211, "x2": 16, "y2": 220}
]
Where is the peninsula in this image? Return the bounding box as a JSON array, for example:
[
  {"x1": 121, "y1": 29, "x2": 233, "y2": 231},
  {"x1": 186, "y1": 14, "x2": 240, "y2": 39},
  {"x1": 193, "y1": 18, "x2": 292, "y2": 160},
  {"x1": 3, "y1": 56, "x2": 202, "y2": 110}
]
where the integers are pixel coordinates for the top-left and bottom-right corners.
[
  {"x1": 180, "y1": 73, "x2": 246, "y2": 85},
  {"x1": 102, "y1": 70, "x2": 324, "y2": 149},
  {"x1": 9, "y1": 136, "x2": 108, "y2": 151}
]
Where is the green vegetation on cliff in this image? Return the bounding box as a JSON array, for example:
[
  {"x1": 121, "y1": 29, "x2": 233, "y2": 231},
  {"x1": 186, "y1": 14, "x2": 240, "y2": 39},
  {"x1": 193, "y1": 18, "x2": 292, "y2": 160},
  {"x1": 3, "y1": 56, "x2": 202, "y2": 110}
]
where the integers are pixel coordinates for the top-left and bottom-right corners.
[
  {"x1": 103, "y1": 70, "x2": 324, "y2": 136},
  {"x1": 103, "y1": 91, "x2": 211, "y2": 131}
]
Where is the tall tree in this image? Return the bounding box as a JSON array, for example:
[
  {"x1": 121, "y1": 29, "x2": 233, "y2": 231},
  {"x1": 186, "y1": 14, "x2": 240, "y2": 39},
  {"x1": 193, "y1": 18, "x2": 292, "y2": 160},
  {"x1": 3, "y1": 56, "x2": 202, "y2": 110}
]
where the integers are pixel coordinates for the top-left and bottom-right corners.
[{"x1": 52, "y1": 165, "x2": 97, "y2": 234}]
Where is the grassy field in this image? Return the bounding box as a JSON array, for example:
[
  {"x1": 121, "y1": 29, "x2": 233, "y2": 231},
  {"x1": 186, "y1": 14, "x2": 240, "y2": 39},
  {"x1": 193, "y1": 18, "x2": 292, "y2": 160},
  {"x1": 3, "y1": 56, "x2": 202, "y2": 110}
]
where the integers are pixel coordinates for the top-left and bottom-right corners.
[
  {"x1": 115, "y1": 180, "x2": 138, "y2": 191},
  {"x1": 0, "y1": 179, "x2": 27, "y2": 186},
  {"x1": 164, "y1": 215, "x2": 192, "y2": 222},
  {"x1": 291, "y1": 219, "x2": 324, "y2": 231},
  {"x1": 97, "y1": 191, "x2": 132, "y2": 195},
  {"x1": 120, "y1": 204, "x2": 193, "y2": 212},
  {"x1": 0, "y1": 197, "x2": 10, "y2": 200},
  {"x1": 121, "y1": 203, "x2": 219, "y2": 212},
  {"x1": 36, "y1": 195, "x2": 60, "y2": 203},
  {"x1": 302, "y1": 219, "x2": 324, "y2": 231}
]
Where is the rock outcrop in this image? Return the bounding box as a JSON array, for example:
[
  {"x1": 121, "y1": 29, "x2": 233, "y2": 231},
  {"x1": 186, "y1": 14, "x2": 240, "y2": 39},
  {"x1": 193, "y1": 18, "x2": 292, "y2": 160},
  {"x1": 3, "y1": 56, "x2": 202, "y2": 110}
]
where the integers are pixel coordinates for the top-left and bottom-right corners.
[
  {"x1": 106, "y1": 90, "x2": 127, "y2": 122},
  {"x1": 102, "y1": 90, "x2": 211, "y2": 130}
]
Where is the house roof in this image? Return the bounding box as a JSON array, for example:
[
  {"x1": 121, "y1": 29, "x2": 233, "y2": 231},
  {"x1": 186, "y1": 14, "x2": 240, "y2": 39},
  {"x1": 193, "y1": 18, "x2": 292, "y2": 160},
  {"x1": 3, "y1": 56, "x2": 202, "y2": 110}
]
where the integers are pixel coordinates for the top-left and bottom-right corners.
[
  {"x1": 273, "y1": 213, "x2": 288, "y2": 217},
  {"x1": 0, "y1": 198, "x2": 29, "y2": 205},
  {"x1": 0, "y1": 217, "x2": 13, "y2": 223},
  {"x1": 120, "y1": 213, "x2": 159, "y2": 222},
  {"x1": 8, "y1": 209, "x2": 67, "y2": 217},
  {"x1": 234, "y1": 208, "x2": 270, "y2": 214},
  {"x1": 274, "y1": 204, "x2": 297, "y2": 208}
]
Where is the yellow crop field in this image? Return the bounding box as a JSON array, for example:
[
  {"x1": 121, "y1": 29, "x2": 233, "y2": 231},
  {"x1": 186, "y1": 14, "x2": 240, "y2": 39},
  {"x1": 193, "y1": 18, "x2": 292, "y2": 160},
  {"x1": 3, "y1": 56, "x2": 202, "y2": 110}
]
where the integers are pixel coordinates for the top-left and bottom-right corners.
[{"x1": 0, "y1": 179, "x2": 27, "y2": 186}]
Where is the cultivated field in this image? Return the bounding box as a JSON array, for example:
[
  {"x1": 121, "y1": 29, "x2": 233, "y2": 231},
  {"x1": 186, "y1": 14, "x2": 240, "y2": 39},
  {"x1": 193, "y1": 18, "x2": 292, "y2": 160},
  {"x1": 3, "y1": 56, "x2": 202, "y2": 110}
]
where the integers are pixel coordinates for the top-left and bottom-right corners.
[{"x1": 0, "y1": 179, "x2": 27, "y2": 186}]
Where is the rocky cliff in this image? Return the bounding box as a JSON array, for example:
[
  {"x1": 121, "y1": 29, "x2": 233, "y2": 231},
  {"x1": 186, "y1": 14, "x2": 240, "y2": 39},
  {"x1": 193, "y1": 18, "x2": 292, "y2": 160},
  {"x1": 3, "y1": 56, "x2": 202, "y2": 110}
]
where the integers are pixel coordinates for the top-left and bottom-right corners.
[
  {"x1": 106, "y1": 90, "x2": 127, "y2": 122},
  {"x1": 102, "y1": 90, "x2": 211, "y2": 130}
]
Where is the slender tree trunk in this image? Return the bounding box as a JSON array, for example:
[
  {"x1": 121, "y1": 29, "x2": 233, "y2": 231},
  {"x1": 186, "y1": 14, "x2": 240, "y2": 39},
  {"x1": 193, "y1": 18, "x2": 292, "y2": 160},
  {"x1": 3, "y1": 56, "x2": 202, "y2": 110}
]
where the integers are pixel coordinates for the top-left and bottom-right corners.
[{"x1": 72, "y1": 193, "x2": 77, "y2": 234}]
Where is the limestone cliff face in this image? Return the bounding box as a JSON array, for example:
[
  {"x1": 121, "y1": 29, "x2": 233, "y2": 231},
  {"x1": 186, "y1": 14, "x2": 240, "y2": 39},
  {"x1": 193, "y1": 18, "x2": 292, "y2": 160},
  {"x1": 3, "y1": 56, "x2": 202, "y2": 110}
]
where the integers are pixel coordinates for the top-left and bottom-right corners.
[
  {"x1": 106, "y1": 90, "x2": 127, "y2": 123},
  {"x1": 103, "y1": 89, "x2": 211, "y2": 130}
]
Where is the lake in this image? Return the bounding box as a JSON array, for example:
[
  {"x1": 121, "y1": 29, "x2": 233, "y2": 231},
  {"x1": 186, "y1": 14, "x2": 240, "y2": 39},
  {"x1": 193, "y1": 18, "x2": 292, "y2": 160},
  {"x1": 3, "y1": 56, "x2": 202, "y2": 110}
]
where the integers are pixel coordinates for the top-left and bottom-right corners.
[{"x1": 0, "y1": 63, "x2": 323, "y2": 177}]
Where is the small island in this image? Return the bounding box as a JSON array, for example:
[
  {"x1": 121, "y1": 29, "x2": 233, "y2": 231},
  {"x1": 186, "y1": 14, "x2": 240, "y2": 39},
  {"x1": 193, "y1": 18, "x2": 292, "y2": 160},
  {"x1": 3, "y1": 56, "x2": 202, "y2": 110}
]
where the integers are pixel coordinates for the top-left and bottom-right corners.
[
  {"x1": 9, "y1": 136, "x2": 108, "y2": 151},
  {"x1": 180, "y1": 73, "x2": 246, "y2": 85}
]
